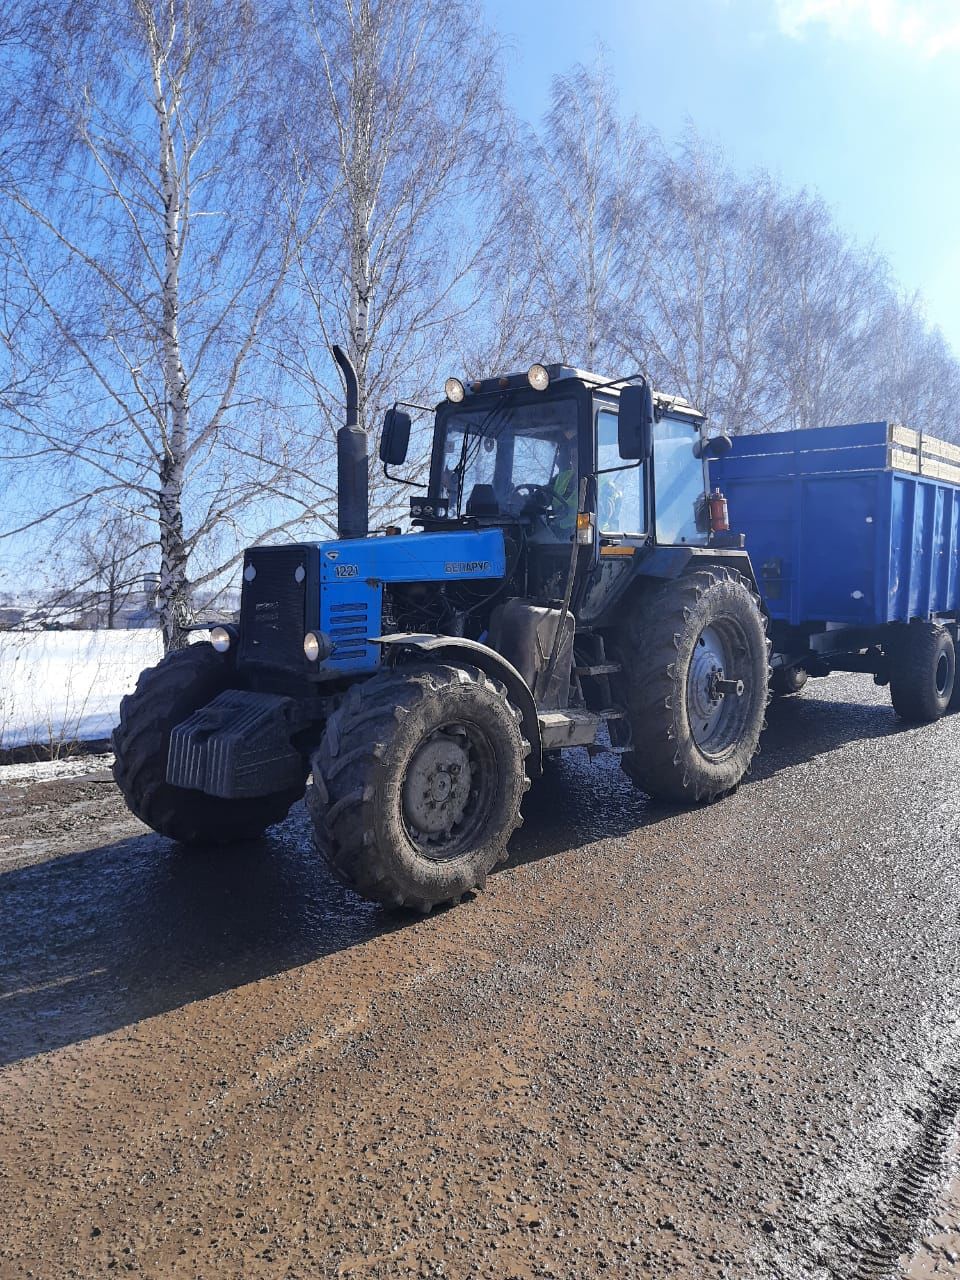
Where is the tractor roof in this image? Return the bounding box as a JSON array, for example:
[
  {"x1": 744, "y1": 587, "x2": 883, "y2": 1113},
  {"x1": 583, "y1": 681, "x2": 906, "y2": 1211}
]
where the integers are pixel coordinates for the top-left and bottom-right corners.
[{"x1": 461, "y1": 363, "x2": 705, "y2": 423}]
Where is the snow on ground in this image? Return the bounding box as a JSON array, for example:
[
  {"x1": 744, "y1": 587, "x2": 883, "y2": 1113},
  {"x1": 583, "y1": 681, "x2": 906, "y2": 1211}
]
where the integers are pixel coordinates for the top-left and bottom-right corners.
[
  {"x1": 0, "y1": 630, "x2": 163, "y2": 751},
  {"x1": 0, "y1": 753, "x2": 115, "y2": 783}
]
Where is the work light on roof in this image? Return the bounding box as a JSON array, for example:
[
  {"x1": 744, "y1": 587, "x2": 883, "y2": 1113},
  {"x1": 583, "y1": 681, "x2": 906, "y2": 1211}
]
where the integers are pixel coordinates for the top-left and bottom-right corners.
[
  {"x1": 527, "y1": 363, "x2": 550, "y2": 392},
  {"x1": 444, "y1": 377, "x2": 465, "y2": 403}
]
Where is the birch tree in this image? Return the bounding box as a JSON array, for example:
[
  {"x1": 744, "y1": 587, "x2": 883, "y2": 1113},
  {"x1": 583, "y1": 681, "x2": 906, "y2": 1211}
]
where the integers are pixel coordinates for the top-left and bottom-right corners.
[
  {"x1": 494, "y1": 70, "x2": 960, "y2": 440},
  {"x1": 1, "y1": 0, "x2": 326, "y2": 649},
  {"x1": 760, "y1": 191, "x2": 887, "y2": 431},
  {"x1": 618, "y1": 136, "x2": 739, "y2": 419},
  {"x1": 616, "y1": 140, "x2": 934, "y2": 437},
  {"x1": 486, "y1": 58, "x2": 648, "y2": 373},
  {"x1": 866, "y1": 293, "x2": 960, "y2": 440},
  {"x1": 280, "y1": 0, "x2": 506, "y2": 506},
  {"x1": 616, "y1": 144, "x2": 787, "y2": 433}
]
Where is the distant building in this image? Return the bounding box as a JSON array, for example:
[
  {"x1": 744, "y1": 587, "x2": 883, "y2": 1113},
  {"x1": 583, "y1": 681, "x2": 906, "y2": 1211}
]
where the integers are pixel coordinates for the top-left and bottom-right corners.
[{"x1": 76, "y1": 579, "x2": 159, "y2": 630}]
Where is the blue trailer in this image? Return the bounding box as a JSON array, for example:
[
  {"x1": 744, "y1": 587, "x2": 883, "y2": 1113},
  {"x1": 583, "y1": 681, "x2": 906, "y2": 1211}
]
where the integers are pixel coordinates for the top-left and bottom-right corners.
[{"x1": 713, "y1": 420, "x2": 960, "y2": 719}]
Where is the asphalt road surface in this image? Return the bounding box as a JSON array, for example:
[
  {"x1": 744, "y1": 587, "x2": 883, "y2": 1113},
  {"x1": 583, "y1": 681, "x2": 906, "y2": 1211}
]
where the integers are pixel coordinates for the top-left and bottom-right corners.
[{"x1": 2, "y1": 673, "x2": 960, "y2": 1280}]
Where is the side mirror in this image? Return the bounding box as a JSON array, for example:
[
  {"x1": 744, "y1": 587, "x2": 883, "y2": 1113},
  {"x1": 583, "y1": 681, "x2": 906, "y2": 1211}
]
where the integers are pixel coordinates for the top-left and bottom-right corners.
[
  {"x1": 380, "y1": 406, "x2": 411, "y2": 465},
  {"x1": 694, "y1": 433, "x2": 733, "y2": 460},
  {"x1": 617, "y1": 382, "x2": 654, "y2": 461}
]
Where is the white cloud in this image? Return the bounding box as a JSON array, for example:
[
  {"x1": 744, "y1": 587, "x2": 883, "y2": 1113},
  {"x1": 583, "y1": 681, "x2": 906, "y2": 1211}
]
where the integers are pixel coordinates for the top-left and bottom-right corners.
[{"x1": 774, "y1": 0, "x2": 960, "y2": 57}]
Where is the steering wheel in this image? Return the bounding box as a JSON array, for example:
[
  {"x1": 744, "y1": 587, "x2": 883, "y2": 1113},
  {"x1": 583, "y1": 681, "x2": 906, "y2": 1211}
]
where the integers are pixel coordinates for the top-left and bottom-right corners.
[{"x1": 504, "y1": 482, "x2": 556, "y2": 515}]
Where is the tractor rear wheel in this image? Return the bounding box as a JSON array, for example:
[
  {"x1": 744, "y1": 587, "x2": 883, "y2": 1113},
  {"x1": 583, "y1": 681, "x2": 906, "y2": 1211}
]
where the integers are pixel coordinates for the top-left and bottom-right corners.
[
  {"x1": 307, "y1": 662, "x2": 530, "y2": 911},
  {"x1": 112, "y1": 643, "x2": 303, "y2": 845},
  {"x1": 889, "y1": 622, "x2": 955, "y2": 722},
  {"x1": 615, "y1": 568, "x2": 769, "y2": 803}
]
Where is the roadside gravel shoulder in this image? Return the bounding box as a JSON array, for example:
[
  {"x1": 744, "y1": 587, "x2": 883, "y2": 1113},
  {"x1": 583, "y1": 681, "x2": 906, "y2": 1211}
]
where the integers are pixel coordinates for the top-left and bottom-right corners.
[{"x1": 0, "y1": 754, "x2": 142, "y2": 871}]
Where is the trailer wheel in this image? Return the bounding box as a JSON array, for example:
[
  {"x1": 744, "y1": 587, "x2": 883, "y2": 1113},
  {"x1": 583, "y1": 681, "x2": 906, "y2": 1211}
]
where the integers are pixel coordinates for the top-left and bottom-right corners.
[
  {"x1": 308, "y1": 663, "x2": 530, "y2": 911},
  {"x1": 112, "y1": 643, "x2": 304, "y2": 845},
  {"x1": 614, "y1": 568, "x2": 770, "y2": 803},
  {"x1": 771, "y1": 665, "x2": 808, "y2": 698},
  {"x1": 888, "y1": 623, "x2": 955, "y2": 723}
]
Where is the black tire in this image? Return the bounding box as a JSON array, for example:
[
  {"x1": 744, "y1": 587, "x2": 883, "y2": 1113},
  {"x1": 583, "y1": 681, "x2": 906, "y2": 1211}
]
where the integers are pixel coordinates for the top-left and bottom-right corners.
[
  {"x1": 888, "y1": 623, "x2": 955, "y2": 723},
  {"x1": 307, "y1": 662, "x2": 530, "y2": 911},
  {"x1": 614, "y1": 568, "x2": 770, "y2": 803},
  {"x1": 771, "y1": 665, "x2": 808, "y2": 697},
  {"x1": 112, "y1": 643, "x2": 303, "y2": 845}
]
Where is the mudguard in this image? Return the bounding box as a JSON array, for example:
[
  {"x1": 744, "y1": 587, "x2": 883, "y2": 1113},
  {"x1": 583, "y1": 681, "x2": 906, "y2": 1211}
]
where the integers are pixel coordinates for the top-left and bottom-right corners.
[{"x1": 586, "y1": 544, "x2": 758, "y2": 628}]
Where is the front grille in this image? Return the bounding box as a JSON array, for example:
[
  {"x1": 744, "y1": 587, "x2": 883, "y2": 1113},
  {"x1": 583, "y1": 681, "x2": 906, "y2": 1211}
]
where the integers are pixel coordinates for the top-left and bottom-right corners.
[
  {"x1": 327, "y1": 600, "x2": 369, "y2": 663},
  {"x1": 238, "y1": 544, "x2": 317, "y2": 672}
]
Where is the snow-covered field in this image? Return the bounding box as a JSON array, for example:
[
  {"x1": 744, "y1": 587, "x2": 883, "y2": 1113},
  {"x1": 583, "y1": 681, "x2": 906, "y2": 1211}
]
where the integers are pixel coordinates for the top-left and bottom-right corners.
[{"x1": 0, "y1": 630, "x2": 163, "y2": 751}]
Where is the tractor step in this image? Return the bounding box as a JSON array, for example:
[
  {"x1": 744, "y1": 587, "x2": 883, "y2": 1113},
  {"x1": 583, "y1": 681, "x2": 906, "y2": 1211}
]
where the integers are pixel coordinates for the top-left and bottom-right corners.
[
  {"x1": 574, "y1": 662, "x2": 622, "y2": 677},
  {"x1": 538, "y1": 706, "x2": 628, "y2": 750}
]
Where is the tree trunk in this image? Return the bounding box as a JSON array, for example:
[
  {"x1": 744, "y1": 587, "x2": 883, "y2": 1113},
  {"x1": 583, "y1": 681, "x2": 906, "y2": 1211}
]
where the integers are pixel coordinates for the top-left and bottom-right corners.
[
  {"x1": 154, "y1": 36, "x2": 191, "y2": 651},
  {"x1": 106, "y1": 557, "x2": 118, "y2": 629},
  {"x1": 158, "y1": 455, "x2": 189, "y2": 650},
  {"x1": 349, "y1": 222, "x2": 371, "y2": 432}
]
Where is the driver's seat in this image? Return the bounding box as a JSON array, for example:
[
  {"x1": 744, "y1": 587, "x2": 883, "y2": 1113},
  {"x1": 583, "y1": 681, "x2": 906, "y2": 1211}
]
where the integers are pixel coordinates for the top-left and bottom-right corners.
[{"x1": 466, "y1": 483, "x2": 500, "y2": 517}]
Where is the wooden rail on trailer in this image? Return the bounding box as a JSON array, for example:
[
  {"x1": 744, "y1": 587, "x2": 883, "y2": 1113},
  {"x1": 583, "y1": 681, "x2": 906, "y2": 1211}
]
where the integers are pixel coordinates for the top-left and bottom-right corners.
[{"x1": 889, "y1": 425, "x2": 960, "y2": 485}]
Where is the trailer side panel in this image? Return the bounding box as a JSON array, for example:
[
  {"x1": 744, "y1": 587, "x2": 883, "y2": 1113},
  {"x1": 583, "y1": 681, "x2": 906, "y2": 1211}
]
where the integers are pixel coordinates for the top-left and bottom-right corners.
[{"x1": 713, "y1": 422, "x2": 960, "y2": 628}]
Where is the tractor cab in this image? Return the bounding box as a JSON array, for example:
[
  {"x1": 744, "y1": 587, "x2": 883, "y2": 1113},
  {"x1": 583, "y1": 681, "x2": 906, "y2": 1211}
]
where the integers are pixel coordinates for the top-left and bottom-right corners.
[{"x1": 386, "y1": 363, "x2": 731, "y2": 613}]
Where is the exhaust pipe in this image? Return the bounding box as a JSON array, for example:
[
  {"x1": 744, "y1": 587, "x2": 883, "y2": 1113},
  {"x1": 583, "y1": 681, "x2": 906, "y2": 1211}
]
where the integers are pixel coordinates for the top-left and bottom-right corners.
[{"x1": 331, "y1": 344, "x2": 368, "y2": 540}]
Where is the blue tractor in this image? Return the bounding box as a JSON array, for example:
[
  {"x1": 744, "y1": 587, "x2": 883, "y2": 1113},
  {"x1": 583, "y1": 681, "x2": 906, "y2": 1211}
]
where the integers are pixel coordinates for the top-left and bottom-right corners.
[{"x1": 113, "y1": 349, "x2": 770, "y2": 910}]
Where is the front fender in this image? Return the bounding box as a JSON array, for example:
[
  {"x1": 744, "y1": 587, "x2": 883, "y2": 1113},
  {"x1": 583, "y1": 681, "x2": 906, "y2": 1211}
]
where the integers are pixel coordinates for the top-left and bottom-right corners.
[{"x1": 373, "y1": 632, "x2": 543, "y2": 776}]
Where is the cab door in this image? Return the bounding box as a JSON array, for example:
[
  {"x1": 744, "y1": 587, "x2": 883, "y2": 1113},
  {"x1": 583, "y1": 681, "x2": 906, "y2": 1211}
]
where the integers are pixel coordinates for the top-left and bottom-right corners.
[
  {"x1": 652, "y1": 415, "x2": 709, "y2": 547},
  {"x1": 596, "y1": 407, "x2": 647, "y2": 537}
]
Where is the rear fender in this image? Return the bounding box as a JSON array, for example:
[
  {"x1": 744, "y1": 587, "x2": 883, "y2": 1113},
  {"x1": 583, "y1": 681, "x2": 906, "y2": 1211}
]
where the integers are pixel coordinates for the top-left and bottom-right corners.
[
  {"x1": 587, "y1": 545, "x2": 760, "y2": 628},
  {"x1": 374, "y1": 633, "x2": 543, "y2": 776},
  {"x1": 638, "y1": 545, "x2": 759, "y2": 589}
]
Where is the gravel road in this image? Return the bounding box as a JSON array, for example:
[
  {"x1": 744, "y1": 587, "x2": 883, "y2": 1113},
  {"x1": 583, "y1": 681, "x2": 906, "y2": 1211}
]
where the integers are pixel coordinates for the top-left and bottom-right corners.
[{"x1": 2, "y1": 674, "x2": 960, "y2": 1279}]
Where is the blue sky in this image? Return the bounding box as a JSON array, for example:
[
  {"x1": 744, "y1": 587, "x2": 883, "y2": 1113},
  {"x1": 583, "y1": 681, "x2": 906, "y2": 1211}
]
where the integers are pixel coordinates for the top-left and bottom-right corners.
[{"x1": 485, "y1": 0, "x2": 960, "y2": 355}]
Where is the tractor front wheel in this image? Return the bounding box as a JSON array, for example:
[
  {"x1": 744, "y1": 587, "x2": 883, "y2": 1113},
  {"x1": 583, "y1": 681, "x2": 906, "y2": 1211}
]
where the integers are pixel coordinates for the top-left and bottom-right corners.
[
  {"x1": 307, "y1": 663, "x2": 530, "y2": 911},
  {"x1": 112, "y1": 643, "x2": 303, "y2": 845},
  {"x1": 615, "y1": 568, "x2": 770, "y2": 803}
]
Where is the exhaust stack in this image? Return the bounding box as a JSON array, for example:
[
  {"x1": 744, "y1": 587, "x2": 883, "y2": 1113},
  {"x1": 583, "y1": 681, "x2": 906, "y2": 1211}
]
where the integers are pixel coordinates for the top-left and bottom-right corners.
[{"x1": 331, "y1": 344, "x2": 368, "y2": 540}]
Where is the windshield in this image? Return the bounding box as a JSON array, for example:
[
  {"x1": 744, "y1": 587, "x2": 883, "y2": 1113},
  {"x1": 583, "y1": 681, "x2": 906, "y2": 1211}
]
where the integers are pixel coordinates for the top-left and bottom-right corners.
[{"x1": 437, "y1": 397, "x2": 579, "y2": 530}]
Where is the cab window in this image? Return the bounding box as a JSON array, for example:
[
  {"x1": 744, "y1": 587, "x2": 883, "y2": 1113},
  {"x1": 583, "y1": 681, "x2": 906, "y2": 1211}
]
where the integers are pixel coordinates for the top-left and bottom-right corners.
[{"x1": 596, "y1": 409, "x2": 645, "y2": 534}]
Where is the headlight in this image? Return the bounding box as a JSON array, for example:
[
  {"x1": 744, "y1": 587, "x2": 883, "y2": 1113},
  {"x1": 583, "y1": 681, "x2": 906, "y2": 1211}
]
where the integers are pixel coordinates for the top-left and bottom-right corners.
[
  {"x1": 444, "y1": 377, "x2": 465, "y2": 403},
  {"x1": 304, "y1": 631, "x2": 332, "y2": 663},
  {"x1": 527, "y1": 363, "x2": 549, "y2": 391},
  {"x1": 210, "y1": 625, "x2": 234, "y2": 653}
]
